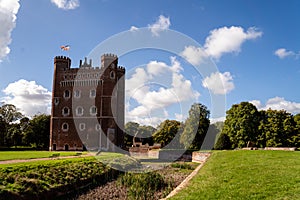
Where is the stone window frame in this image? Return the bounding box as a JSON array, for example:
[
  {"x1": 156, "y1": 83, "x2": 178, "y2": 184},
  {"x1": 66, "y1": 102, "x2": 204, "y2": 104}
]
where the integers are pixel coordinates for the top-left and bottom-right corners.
[
  {"x1": 95, "y1": 124, "x2": 101, "y2": 131},
  {"x1": 62, "y1": 107, "x2": 70, "y2": 116},
  {"x1": 90, "y1": 106, "x2": 97, "y2": 116},
  {"x1": 110, "y1": 71, "x2": 115, "y2": 79},
  {"x1": 90, "y1": 89, "x2": 96, "y2": 98},
  {"x1": 63, "y1": 90, "x2": 71, "y2": 99},
  {"x1": 79, "y1": 123, "x2": 86, "y2": 131},
  {"x1": 62, "y1": 122, "x2": 69, "y2": 132},
  {"x1": 74, "y1": 89, "x2": 81, "y2": 98},
  {"x1": 76, "y1": 106, "x2": 84, "y2": 116}
]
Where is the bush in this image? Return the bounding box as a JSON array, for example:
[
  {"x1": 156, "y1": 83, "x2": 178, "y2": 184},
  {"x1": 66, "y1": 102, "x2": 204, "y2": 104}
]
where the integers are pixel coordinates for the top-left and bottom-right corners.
[
  {"x1": 170, "y1": 162, "x2": 192, "y2": 170},
  {"x1": 214, "y1": 133, "x2": 231, "y2": 150},
  {"x1": 118, "y1": 172, "x2": 166, "y2": 200}
]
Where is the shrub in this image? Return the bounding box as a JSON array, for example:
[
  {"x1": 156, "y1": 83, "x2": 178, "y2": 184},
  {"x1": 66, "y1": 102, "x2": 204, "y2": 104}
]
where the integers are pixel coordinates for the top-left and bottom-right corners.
[
  {"x1": 214, "y1": 133, "x2": 231, "y2": 150},
  {"x1": 118, "y1": 171, "x2": 166, "y2": 200}
]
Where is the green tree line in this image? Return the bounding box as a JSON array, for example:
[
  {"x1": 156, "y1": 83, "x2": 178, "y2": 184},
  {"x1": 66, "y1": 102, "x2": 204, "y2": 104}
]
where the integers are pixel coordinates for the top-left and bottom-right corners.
[
  {"x1": 0, "y1": 104, "x2": 50, "y2": 149},
  {"x1": 216, "y1": 102, "x2": 300, "y2": 149}
]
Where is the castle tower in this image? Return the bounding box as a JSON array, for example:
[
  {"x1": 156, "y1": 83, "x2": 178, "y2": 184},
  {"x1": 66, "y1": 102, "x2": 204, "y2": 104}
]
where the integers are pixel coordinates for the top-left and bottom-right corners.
[{"x1": 49, "y1": 54, "x2": 125, "y2": 151}]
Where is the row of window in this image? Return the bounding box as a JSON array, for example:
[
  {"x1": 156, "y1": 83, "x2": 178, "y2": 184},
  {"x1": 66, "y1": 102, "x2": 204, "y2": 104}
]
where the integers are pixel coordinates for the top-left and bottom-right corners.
[
  {"x1": 61, "y1": 122, "x2": 102, "y2": 132},
  {"x1": 62, "y1": 106, "x2": 97, "y2": 116},
  {"x1": 63, "y1": 89, "x2": 97, "y2": 99},
  {"x1": 62, "y1": 71, "x2": 115, "y2": 80}
]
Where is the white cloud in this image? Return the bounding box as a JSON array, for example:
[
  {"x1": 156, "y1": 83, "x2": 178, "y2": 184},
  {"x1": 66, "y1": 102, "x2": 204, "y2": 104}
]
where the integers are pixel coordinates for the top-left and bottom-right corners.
[
  {"x1": 274, "y1": 48, "x2": 298, "y2": 59},
  {"x1": 148, "y1": 15, "x2": 170, "y2": 36},
  {"x1": 0, "y1": 0, "x2": 20, "y2": 62},
  {"x1": 51, "y1": 0, "x2": 79, "y2": 10},
  {"x1": 180, "y1": 46, "x2": 208, "y2": 66},
  {"x1": 250, "y1": 97, "x2": 300, "y2": 114},
  {"x1": 202, "y1": 71, "x2": 234, "y2": 95},
  {"x1": 180, "y1": 26, "x2": 262, "y2": 66},
  {"x1": 2, "y1": 79, "x2": 52, "y2": 117},
  {"x1": 125, "y1": 57, "x2": 199, "y2": 126},
  {"x1": 204, "y1": 26, "x2": 262, "y2": 59},
  {"x1": 129, "y1": 26, "x2": 139, "y2": 32},
  {"x1": 210, "y1": 116, "x2": 225, "y2": 124}
]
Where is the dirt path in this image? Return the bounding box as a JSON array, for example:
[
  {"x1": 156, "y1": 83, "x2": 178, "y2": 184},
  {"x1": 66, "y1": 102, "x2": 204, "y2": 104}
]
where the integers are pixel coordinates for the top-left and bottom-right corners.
[
  {"x1": 0, "y1": 154, "x2": 93, "y2": 165},
  {"x1": 161, "y1": 153, "x2": 211, "y2": 199}
]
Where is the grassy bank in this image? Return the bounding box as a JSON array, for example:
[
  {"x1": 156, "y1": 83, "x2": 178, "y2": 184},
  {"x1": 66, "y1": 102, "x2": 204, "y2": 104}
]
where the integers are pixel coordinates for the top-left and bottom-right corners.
[
  {"x1": 0, "y1": 151, "x2": 87, "y2": 161},
  {"x1": 171, "y1": 150, "x2": 300, "y2": 200},
  {"x1": 0, "y1": 152, "x2": 135, "y2": 199}
]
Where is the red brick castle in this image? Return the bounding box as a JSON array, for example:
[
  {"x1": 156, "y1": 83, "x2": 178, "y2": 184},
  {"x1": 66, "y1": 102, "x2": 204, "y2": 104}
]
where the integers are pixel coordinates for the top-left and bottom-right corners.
[{"x1": 49, "y1": 54, "x2": 125, "y2": 151}]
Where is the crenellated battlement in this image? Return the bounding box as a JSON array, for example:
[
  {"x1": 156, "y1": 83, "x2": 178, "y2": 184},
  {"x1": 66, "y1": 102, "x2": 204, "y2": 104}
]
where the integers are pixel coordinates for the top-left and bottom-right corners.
[
  {"x1": 102, "y1": 53, "x2": 118, "y2": 58},
  {"x1": 54, "y1": 56, "x2": 71, "y2": 62}
]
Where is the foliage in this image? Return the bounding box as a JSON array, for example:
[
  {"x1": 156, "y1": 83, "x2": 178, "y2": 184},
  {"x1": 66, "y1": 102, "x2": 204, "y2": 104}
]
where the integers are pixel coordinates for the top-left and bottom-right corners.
[
  {"x1": 201, "y1": 123, "x2": 223, "y2": 150},
  {"x1": 0, "y1": 104, "x2": 23, "y2": 123},
  {"x1": 222, "y1": 102, "x2": 260, "y2": 148},
  {"x1": 213, "y1": 133, "x2": 231, "y2": 150},
  {"x1": 23, "y1": 114, "x2": 50, "y2": 149},
  {"x1": 170, "y1": 162, "x2": 193, "y2": 170},
  {"x1": 257, "y1": 109, "x2": 297, "y2": 147},
  {"x1": 124, "y1": 122, "x2": 140, "y2": 147},
  {"x1": 180, "y1": 103, "x2": 210, "y2": 150},
  {"x1": 124, "y1": 122, "x2": 156, "y2": 147},
  {"x1": 0, "y1": 157, "x2": 115, "y2": 198},
  {"x1": 152, "y1": 119, "x2": 183, "y2": 148},
  {"x1": 118, "y1": 171, "x2": 166, "y2": 200},
  {"x1": 170, "y1": 151, "x2": 300, "y2": 200}
]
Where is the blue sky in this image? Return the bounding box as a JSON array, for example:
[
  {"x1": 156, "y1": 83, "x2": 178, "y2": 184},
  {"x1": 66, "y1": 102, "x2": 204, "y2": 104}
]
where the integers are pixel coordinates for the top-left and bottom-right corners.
[{"x1": 1, "y1": 0, "x2": 300, "y2": 126}]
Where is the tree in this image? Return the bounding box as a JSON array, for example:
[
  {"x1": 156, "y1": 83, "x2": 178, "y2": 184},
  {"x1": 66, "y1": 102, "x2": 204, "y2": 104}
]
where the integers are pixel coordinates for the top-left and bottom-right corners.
[
  {"x1": 214, "y1": 133, "x2": 231, "y2": 150},
  {"x1": 137, "y1": 125, "x2": 156, "y2": 146},
  {"x1": 180, "y1": 103, "x2": 210, "y2": 150},
  {"x1": 0, "y1": 104, "x2": 23, "y2": 123},
  {"x1": 201, "y1": 122, "x2": 224, "y2": 150},
  {"x1": 23, "y1": 114, "x2": 50, "y2": 149},
  {"x1": 292, "y1": 114, "x2": 300, "y2": 147},
  {"x1": 258, "y1": 109, "x2": 296, "y2": 147},
  {"x1": 152, "y1": 120, "x2": 183, "y2": 148},
  {"x1": 124, "y1": 122, "x2": 140, "y2": 147},
  {"x1": 222, "y1": 102, "x2": 260, "y2": 148},
  {"x1": 0, "y1": 104, "x2": 23, "y2": 147}
]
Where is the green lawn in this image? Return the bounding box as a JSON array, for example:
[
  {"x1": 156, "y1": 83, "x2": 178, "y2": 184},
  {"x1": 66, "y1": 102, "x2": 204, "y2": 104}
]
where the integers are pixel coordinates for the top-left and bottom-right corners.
[
  {"x1": 171, "y1": 150, "x2": 300, "y2": 200},
  {"x1": 0, "y1": 151, "x2": 87, "y2": 161}
]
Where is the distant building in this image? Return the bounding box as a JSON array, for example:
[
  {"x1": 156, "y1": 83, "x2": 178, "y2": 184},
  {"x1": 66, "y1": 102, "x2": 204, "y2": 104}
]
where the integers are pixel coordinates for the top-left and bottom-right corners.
[{"x1": 49, "y1": 54, "x2": 125, "y2": 151}]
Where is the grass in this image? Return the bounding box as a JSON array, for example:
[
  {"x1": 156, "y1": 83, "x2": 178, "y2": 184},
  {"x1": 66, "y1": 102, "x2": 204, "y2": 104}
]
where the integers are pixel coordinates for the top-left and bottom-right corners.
[
  {"x1": 170, "y1": 150, "x2": 300, "y2": 200},
  {"x1": 0, "y1": 151, "x2": 87, "y2": 161}
]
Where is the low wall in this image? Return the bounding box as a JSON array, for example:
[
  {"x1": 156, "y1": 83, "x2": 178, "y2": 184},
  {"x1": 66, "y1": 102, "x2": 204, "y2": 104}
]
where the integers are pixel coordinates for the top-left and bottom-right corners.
[{"x1": 192, "y1": 152, "x2": 211, "y2": 163}]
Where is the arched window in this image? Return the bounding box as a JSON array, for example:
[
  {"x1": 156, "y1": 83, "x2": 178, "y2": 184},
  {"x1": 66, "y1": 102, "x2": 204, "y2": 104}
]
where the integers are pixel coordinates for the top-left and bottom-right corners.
[
  {"x1": 74, "y1": 90, "x2": 81, "y2": 98},
  {"x1": 95, "y1": 124, "x2": 101, "y2": 131},
  {"x1": 90, "y1": 106, "x2": 97, "y2": 116},
  {"x1": 90, "y1": 89, "x2": 96, "y2": 98},
  {"x1": 62, "y1": 107, "x2": 70, "y2": 116},
  {"x1": 79, "y1": 123, "x2": 86, "y2": 131},
  {"x1": 76, "y1": 106, "x2": 84, "y2": 116},
  {"x1": 110, "y1": 71, "x2": 115, "y2": 79},
  {"x1": 64, "y1": 90, "x2": 71, "y2": 99},
  {"x1": 62, "y1": 123, "x2": 69, "y2": 132}
]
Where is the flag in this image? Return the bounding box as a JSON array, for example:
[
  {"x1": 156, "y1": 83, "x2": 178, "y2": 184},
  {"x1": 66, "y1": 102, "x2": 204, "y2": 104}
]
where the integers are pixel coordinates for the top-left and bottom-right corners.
[{"x1": 60, "y1": 45, "x2": 70, "y2": 51}]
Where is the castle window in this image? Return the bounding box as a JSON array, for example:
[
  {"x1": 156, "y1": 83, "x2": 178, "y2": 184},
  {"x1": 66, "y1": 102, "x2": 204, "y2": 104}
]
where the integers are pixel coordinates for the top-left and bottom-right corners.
[
  {"x1": 76, "y1": 106, "x2": 84, "y2": 116},
  {"x1": 74, "y1": 90, "x2": 81, "y2": 98},
  {"x1": 90, "y1": 89, "x2": 96, "y2": 98},
  {"x1": 62, "y1": 107, "x2": 70, "y2": 116},
  {"x1": 62, "y1": 123, "x2": 69, "y2": 132},
  {"x1": 64, "y1": 90, "x2": 71, "y2": 99},
  {"x1": 110, "y1": 71, "x2": 115, "y2": 79},
  {"x1": 95, "y1": 124, "x2": 101, "y2": 131},
  {"x1": 79, "y1": 123, "x2": 86, "y2": 131},
  {"x1": 90, "y1": 106, "x2": 97, "y2": 116},
  {"x1": 54, "y1": 97, "x2": 59, "y2": 106}
]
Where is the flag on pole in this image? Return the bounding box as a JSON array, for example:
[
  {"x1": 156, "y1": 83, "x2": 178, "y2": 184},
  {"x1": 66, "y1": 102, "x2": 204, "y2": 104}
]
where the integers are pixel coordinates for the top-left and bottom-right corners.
[{"x1": 60, "y1": 45, "x2": 70, "y2": 51}]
